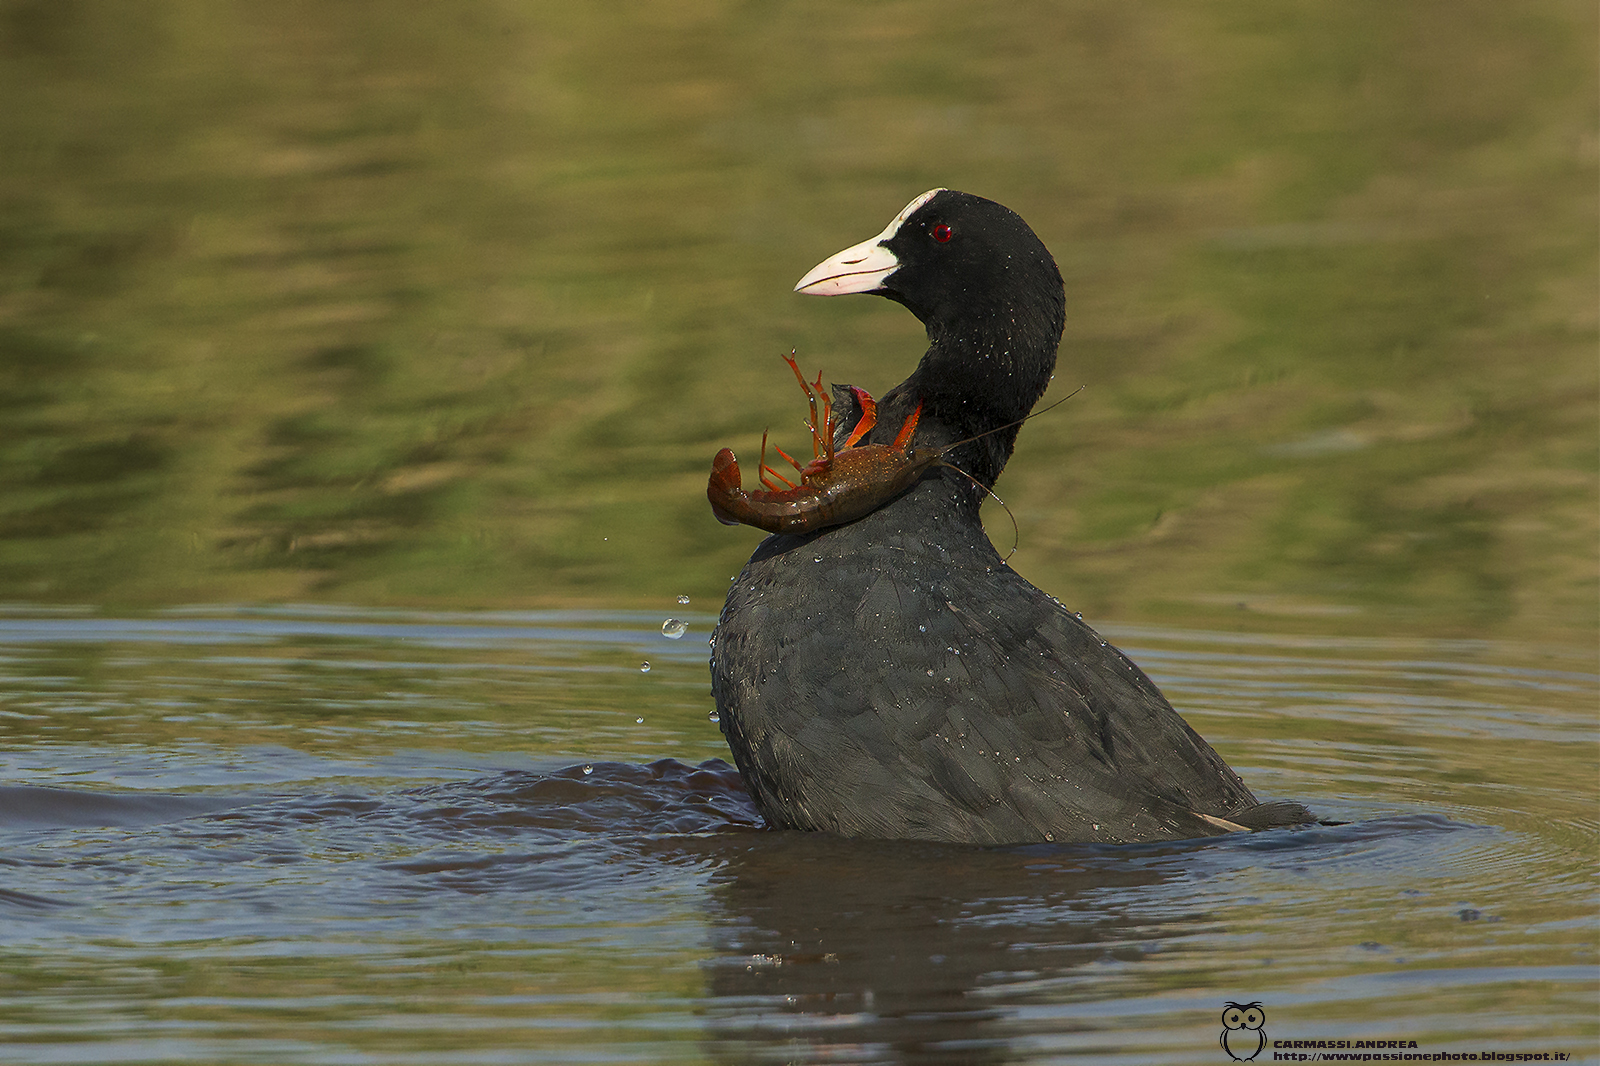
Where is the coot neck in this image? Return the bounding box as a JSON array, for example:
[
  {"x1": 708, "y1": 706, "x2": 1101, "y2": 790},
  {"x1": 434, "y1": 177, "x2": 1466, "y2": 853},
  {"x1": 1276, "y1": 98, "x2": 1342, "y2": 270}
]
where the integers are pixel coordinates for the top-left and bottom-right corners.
[{"x1": 898, "y1": 295, "x2": 1063, "y2": 491}]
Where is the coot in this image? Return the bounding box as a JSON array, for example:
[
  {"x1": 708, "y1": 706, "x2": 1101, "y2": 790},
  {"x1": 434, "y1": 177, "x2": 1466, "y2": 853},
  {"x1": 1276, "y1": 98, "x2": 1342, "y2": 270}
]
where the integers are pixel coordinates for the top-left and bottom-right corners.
[{"x1": 710, "y1": 189, "x2": 1311, "y2": 844}]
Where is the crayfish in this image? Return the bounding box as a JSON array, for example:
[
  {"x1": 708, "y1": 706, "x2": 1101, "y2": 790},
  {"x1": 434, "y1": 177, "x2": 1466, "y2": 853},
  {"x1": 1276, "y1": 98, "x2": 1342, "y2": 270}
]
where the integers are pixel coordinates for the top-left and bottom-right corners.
[{"x1": 706, "y1": 353, "x2": 942, "y2": 536}]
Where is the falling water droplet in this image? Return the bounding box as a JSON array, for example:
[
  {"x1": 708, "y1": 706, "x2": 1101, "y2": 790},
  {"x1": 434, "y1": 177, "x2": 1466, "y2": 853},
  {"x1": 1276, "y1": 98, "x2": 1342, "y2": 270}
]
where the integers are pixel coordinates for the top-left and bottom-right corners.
[
  {"x1": 661, "y1": 618, "x2": 688, "y2": 639},
  {"x1": 677, "y1": 594, "x2": 691, "y2": 604},
  {"x1": 582, "y1": 764, "x2": 593, "y2": 776},
  {"x1": 635, "y1": 717, "x2": 645, "y2": 724},
  {"x1": 708, "y1": 710, "x2": 721, "y2": 723},
  {"x1": 640, "y1": 661, "x2": 651, "y2": 673}
]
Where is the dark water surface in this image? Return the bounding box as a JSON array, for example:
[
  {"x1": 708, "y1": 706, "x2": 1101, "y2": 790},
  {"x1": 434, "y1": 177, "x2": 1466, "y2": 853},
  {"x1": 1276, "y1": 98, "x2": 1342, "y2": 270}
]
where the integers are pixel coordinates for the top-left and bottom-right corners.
[{"x1": 0, "y1": 607, "x2": 1592, "y2": 1064}]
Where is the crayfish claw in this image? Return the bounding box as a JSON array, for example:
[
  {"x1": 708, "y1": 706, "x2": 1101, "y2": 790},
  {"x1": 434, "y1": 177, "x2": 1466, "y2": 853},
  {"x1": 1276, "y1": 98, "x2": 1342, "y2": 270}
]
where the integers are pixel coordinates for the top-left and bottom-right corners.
[{"x1": 842, "y1": 385, "x2": 878, "y2": 448}]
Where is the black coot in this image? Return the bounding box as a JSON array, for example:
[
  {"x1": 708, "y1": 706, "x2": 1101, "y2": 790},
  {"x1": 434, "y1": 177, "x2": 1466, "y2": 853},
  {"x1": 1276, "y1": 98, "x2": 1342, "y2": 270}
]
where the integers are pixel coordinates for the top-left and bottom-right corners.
[{"x1": 710, "y1": 189, "x2": 1311, "y2": 844}]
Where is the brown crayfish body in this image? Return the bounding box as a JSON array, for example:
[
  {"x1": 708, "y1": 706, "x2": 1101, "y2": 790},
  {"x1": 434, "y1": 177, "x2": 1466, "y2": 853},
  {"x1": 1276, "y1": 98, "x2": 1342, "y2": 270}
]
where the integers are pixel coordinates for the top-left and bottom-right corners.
[{"x1": 707, "y1": 354, "x2": 935, "y2": 536}]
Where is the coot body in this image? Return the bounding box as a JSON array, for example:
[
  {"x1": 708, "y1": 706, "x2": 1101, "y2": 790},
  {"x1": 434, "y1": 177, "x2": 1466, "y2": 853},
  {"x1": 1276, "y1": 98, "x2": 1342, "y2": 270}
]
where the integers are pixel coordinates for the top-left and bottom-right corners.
[{"x1": 710, "y1": 190, "x2": 1309, "y2": 844}]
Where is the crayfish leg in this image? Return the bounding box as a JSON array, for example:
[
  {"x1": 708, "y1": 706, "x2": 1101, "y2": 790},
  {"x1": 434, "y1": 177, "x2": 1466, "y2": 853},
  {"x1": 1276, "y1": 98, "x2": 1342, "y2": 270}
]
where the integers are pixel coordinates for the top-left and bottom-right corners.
[
  {"x1": 762, "y1": 444, "x2": 804, "y2": 491},
  {"x1": 890, "y1": 400, "x2": 924, "y2": 451},
  {"x1": 783, "y1": 352, "x2": 826, "y2": 460},
  {"x1": 771, "y1": 444, "x2": 806, "y2": 473},
  {"x1": 812, "y1": 373, "x2": 836, "y2": 462},
  {"x1": 760, "y1": 467, "x2": 797, "y2": 491},
  {"x1": 757, "y1": 430, "x2": 798, "y2": 491}
]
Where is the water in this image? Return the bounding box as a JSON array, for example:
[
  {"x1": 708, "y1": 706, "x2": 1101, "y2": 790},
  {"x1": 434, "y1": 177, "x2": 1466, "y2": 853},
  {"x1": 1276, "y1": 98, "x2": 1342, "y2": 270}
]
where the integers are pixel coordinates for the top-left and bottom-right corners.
[
  {"x1": 0, "y1": 2, "x2": 1594, "y2": 1062},
  {"x1": 0, "y1": 606, "x2": 1592, "y2": 1064}
]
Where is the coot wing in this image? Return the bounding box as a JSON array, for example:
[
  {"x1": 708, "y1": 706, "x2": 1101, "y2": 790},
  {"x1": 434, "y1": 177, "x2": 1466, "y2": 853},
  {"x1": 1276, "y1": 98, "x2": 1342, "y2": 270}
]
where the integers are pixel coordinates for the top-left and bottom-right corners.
[{"x1": 713, "y1": 477, "x2": 1265, "y2": 844}]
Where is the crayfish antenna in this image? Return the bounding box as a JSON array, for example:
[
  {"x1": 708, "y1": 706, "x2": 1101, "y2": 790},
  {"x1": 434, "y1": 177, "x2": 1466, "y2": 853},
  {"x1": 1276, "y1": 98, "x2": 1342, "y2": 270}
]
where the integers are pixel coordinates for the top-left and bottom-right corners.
[
  {"x1": 937, "y1": 461, "x2": 1020, "y2": 562},
  {"x1": 995, "y1": 492, "x2": 1020, "y2": 561},
  {"x1": 940, "y1": 384, "x2": 1087, "y2": 451},
  {"x1": 926, "y1": 383, "x2": 1081, "y2": 559}
]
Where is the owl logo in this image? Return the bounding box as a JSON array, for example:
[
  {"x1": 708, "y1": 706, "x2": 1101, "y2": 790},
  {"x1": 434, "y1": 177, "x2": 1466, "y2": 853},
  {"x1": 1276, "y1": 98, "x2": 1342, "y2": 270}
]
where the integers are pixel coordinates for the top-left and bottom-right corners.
[{"x1": 1219, "y1": 1001, "x2": 1266, "y2": 1061}]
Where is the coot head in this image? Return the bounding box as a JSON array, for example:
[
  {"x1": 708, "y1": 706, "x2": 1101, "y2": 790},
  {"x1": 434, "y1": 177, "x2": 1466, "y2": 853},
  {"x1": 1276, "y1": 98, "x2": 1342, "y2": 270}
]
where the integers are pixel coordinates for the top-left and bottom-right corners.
[{"x1": 794, "y1": 189, "x2": 1067, "y2": 487}]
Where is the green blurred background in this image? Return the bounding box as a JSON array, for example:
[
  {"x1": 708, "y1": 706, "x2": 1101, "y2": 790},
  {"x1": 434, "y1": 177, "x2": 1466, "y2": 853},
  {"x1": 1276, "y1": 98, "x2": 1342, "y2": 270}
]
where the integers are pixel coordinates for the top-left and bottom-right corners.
[{"x1": 0, "y1": 0, "x2": 1593, "y2": 640}]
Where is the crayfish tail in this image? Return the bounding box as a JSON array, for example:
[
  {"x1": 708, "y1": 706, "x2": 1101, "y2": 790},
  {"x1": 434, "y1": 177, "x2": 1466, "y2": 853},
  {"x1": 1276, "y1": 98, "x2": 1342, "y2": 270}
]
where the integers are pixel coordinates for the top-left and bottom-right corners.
[{"x1": 707, "y1": 448, "x2": 745, "y2": 526}]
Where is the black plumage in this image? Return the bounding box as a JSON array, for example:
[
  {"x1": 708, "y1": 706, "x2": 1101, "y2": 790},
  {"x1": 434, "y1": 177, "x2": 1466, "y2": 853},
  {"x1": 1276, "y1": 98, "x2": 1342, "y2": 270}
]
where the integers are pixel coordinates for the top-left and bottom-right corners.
[{"x1": 710, "y1": 190, "x2": 1311, "y2": 844}]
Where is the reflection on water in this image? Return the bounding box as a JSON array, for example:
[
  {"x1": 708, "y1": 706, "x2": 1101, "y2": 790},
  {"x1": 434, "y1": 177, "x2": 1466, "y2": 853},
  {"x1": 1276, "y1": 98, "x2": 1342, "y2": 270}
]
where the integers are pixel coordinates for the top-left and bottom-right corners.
[
  {"x1": 0, "y1": 607, "x2": 1593, "y2": 1064},
  {"x1": 702, "y1": 815, "x2": 1482, "y2": 1065},
  {"x1": 0, "y1": 1, "x2": 1592, "y2": 640}
]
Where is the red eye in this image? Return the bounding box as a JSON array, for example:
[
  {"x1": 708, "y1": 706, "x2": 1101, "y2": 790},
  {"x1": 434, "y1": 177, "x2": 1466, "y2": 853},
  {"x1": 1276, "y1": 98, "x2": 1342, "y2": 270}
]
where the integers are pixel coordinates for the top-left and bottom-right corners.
[{"x1": 931, "y1": 223, "x2": 952, "y2": 243}]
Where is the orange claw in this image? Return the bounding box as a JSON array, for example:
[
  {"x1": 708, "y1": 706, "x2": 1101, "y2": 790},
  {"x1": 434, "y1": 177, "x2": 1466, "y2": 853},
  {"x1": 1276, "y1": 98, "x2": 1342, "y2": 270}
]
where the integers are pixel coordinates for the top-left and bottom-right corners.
[{"x1": 843, "y1": 386, "x2": 877, "y2": 448}]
